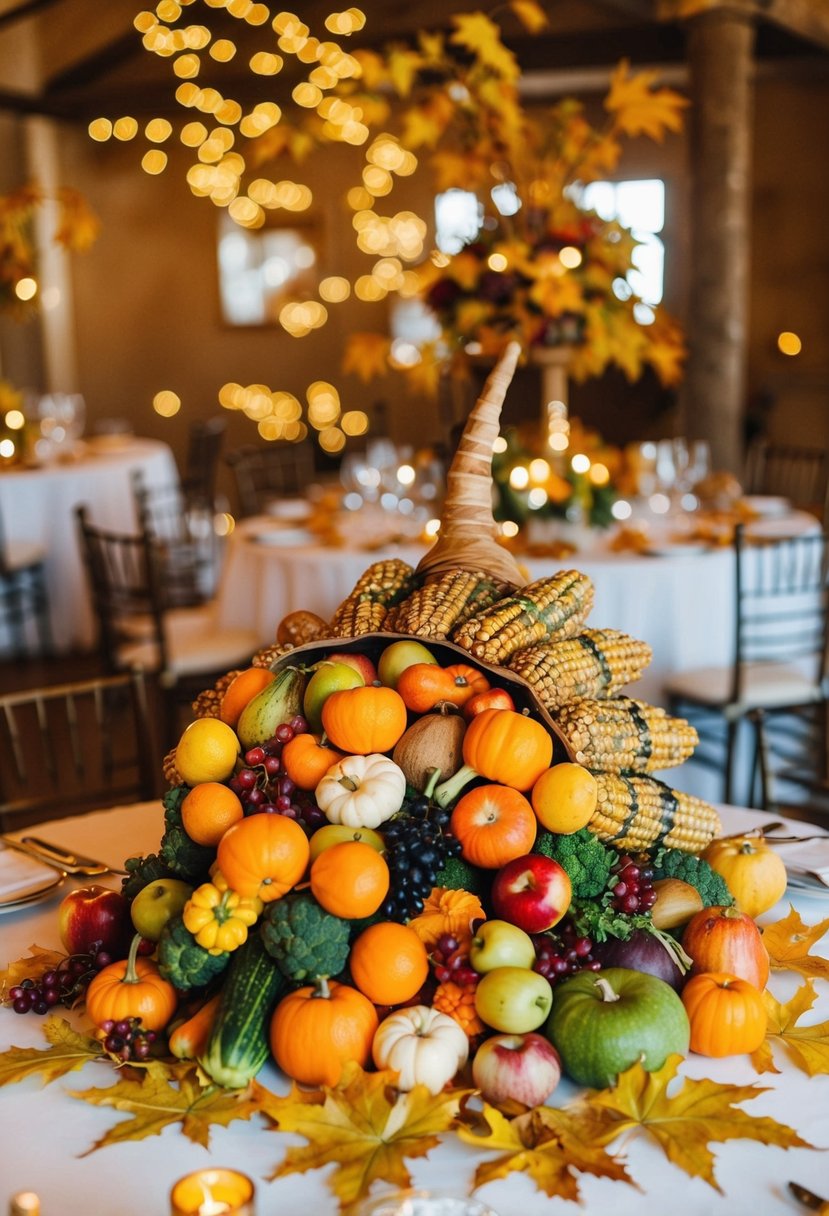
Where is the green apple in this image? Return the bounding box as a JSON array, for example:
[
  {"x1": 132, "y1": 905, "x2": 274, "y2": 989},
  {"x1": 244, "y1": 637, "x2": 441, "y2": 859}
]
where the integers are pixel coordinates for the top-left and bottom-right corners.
[
  {"x1": 474, "y1": 966, "x2": 553, "y2": 1033},
  {"x1": 303, "y1": 661, "x2": 364, "y2": 732},
  {"x1": 308, "y1": 823, "x2": 385, "y2": 862},
  {"x1": 130, "y1": 878, "x2": 194, "y2": 942},
  {"x1": 469, "y1": 920, "x2": 536, "y2": 973},
  {"x1": 377, "y1": 640, "x2": 438, "y2": 689}
]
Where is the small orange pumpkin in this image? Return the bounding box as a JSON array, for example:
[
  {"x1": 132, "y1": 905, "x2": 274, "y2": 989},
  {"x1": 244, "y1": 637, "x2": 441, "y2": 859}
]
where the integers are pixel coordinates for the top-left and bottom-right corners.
[
  {"x1": 269, "y1": 977, "x2": 379, "y2": 1086},
  {"x1": 216, "y1": 812, "x2": 310, "y2": 903},
  {"x1": 435, "y1": 708, "x2": 553, "y2": 806},
  {"x1": 450, "y1": 784, "x2": 537, "y2": 868},
  {"x1": 681, "y1": 971, "x2": 768, "y2": 1057},
  {"x1": 309, "y1": 840, "x2": 390, "y2": 919},
  {"x1": 682, "y1": 905, "x2": 770, "y2": 989},
  {"x1": 281, "y1": 733, "x2": 344, "y2": 791},
  {"x1": 396, "y1": 663, "x2": 490, "y2": 714},
  {"x1": 321, "y1": 684, "x2": 407, "y2": 754},
  {"x1": 85, "y1": 934, "x2": 177, "y2": 1032}
]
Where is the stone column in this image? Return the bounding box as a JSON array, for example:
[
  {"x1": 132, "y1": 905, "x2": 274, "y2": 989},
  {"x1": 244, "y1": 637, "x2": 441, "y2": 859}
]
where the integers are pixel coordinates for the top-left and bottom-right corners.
[{"x1": 683, "y1": 8, "x2": 756, "y2": 473}]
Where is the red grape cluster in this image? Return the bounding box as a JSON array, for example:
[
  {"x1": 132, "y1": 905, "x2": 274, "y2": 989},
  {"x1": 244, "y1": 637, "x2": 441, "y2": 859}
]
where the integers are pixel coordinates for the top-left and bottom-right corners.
[
  {"x1": 609, "y1": 854, "x2": 656, "y2": 914},
  {"x1": 97, "y1": 1017, "x2": 157, "y2": 1062},
  {"x1": 431, "y1": 933, "x2": 479, "y2": 989},
  {"x1": 532, "y1": 921, "x2": 601, "y2": 986},
  {"x1": 228, "y1": 716, "x2": 327, "y2": 834},
  {"x1": 8, "y1": 949, "x2": 111, "y2": 1015}
]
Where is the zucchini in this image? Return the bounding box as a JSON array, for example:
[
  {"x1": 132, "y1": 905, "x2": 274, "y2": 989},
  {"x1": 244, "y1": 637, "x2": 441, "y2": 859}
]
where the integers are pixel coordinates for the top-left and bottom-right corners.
[{"x1": 198, "y1": 931, "x2": 285, "y2": 1088}]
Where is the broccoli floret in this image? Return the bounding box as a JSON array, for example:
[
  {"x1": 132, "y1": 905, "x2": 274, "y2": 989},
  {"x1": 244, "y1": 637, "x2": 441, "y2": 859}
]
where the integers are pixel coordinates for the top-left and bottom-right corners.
[
  {"x1": 261, "y1": 892, "x2": 351, "y2": 983},
  {"x1": 157, "y1": 914, "x2": 230, "y2": 990},
  {"x1": 650, "y1": 847, "x2": 734, "y2": 908},
  {"x1": 158, "y1": 785, "x2": 216, "y2": 882},
  {"x1": 433, "y1": 855, "x2": 490, "y2": 899},
  {"x1": 121, "y1": 853, "x2": 174, "y2": 901},
  {"x1": 534, "y1": 828, "x2": 616, "y2": 899}
]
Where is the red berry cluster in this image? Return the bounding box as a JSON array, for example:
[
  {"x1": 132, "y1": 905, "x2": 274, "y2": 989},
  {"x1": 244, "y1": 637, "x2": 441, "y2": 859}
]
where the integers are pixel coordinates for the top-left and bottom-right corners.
[
  {"x1": 609, "y1": 854, "x2": 656, "y2": 914},
  {"x1": 8, "y1": 948, "x2": 112, "y2": 1016},
  {"x1": 532, "y1": 920, "x2": 601, "y2": 986},
  {"x1": 432, "y1": 933, "x2": 479, "y2": 989},
  {"x1": 97, "y1": 1017, "x2": 157, "y2": 1062},
  {"x1": 227, "y1": 716, "x2": 327, "y2": 834}
]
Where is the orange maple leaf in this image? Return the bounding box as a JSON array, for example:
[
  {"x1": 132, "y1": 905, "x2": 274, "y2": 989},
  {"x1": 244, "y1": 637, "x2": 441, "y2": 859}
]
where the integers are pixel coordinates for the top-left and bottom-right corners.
[{"x1": 605, "y1": 59, "x2": 688, "y2": 141}]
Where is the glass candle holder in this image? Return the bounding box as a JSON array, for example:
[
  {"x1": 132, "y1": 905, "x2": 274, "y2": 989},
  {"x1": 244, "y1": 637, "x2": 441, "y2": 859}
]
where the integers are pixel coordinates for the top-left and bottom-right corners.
[
  {"x1": 169, "y1": 1168, "x2": 255, "y2": 1216},
  {"x1": 352, "y1": 1191, "x2": 500, "y2": 1216}
]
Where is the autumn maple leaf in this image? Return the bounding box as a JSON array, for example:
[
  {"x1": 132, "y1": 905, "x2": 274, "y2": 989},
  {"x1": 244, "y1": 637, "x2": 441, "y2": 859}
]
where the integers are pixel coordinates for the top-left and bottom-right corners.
[
  {"x1": 261, "y1": 1063, "x2": 468, "y2": 1211},
  {"x1": 762, "y1": 906, "x2": 829, "y2": 980},
  {"x1": 0, "y1": 945, "x2": 66, "y2": 1000},
  {"x1": 510, "y1": 0, "x2": 549, "y2": 34},
  {"x1": 751, "y1": 980, "x2": 829, "y2": 1077},
  {"x1": 456, "y1": 1098, "x2": 633, "y2": 1201},
  {"x1": 343, "y1": 333, "x2": 392, "y2": 382},
  {"x1": 0, "y1": 1016, "x2": 103, "y2": 1088},
  {"x1": 69, "y1": 1062, "x2": 265, "y2": 1154},
  {"x1": 54, "y1": 187, "x2": 100, "y2": 252},
  {"x1": 450, "y1": 14, "x2": 519, "y2": 82},
  {"x1": 569, "y1": 1054, "x2": 813, "y2": 1191},
  {"x1": 605, "y1": 60, "x2": 688, "y2": 141}
]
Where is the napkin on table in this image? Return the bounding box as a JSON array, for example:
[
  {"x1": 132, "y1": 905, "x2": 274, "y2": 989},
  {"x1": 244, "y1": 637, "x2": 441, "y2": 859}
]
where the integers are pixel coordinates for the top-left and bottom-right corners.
[{"x1": 0, "y1": 846, "x2": 58, "y2": 900}]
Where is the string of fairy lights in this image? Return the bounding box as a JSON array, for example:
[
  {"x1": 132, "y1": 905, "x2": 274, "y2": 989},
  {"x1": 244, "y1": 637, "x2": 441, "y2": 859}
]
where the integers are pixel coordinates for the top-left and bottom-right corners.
[{"x1": 87, "y1": 4, "x2": 434, "y2": 453}]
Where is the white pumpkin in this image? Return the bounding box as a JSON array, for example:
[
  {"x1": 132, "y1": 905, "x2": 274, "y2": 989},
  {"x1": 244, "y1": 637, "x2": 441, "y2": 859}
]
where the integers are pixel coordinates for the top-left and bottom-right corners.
[
  {"x1": 315, "y1": 753, "x2": 406, "y2": 828},
  {"x1": 372, "y1": 1005, "x2": 469, "y2": 1094}
]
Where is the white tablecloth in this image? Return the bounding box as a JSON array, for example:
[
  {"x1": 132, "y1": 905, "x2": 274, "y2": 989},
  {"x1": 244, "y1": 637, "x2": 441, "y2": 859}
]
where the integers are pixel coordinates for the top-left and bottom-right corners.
[
  {"x1": 1, "y1": 801, "x2": 827, "y2": 1216},
  {"x1": 0, "y1": 438, "x2": 179, "y2": 652}
]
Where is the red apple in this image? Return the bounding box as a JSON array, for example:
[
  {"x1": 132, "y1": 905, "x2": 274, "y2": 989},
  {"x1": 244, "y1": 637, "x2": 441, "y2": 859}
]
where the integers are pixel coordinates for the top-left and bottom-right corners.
[
  {"x1": 472, "y1": 1032, "x2": 561, "y2": 1106},
  {"x1": 326, "y1": 651, "x2": 378, "y2": 685},
  {"x1": 463, "y1": 688, "x2": 515, "y2": 721},
  {"x1": 58, "y1": 885, "x2": 133, "y2": 959},
  {"x1": 490, "y1": 854, "x2": 572, "y2": 934}
]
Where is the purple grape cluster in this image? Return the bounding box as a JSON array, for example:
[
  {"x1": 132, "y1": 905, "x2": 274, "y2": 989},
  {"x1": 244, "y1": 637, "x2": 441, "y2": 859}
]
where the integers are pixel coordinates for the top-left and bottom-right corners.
[
  {"x1": 532, "y1": 921, "x2": 601, "y2": 986},
  {"x1": 431, "y1": 933, "x2": 479, "y2": 989},
  {"x1": 8, "y1": 949, "x2": 111, "y2": 1015},
  {"x1": 227, "y1": 715, "x2": 327, "y2": 834},
  {"x1": 609, "y1": 854, "x2": 656, "y2": 914},
  {"x1": 98, "y1": 1017, "x2": 157, "y2": 1062}
]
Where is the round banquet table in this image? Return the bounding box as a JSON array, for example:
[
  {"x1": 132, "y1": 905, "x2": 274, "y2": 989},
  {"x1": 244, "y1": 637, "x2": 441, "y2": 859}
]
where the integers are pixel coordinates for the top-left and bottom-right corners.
[
  {"x1": 0, "y1": 801, "x2": 827, "y2": 1216},
  {"x1": 0, "y1": 437, "x2": 179, "y2": 654}
]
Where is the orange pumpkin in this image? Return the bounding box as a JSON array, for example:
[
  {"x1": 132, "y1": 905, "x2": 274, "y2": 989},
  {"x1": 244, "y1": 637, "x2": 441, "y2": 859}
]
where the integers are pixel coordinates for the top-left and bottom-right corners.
[
  {"x1": 349, "y1": 921, "x2": 429, "y2": 1006},
  {"x1": 396, "y1": 663, "x2": 490, "y2": 714},
  {"x1": 216, "y1": 812, "x2": 310, "y2": 903},
  {"x1": 85, "y1": 934, "x2": 177, "y2": 1032},
  {"x1": 681, "y1": 971, "x2": 768, "y2": 1057},
  {"x1": 309, "y1": 840, "x2": 390, "y2": 919},
  {"x1": 682, "y1": 905, "x2": 770, "y2": 989},
  {"x1": 435, "y1": 708, "x2": 553, "y2": 806},
  {"x1": 269, "y1": 977, "x2": 379, "y2": 1085},
  {"x1": 450, "y1": 784, "x2": 537, "y2": 868},
  {"x1": 281, "y1": 733, "x2": 344, "y2": 791},
  {"x1": 321, "y1": 685, "x2": 407, "y2": 755}
]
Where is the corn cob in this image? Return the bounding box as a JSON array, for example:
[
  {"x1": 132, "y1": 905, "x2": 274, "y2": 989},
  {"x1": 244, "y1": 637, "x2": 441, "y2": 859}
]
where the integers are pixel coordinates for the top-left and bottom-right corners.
[
  {"x1": 588, "y1": 772, "x2": 721, "y2": 854},
  {"x1": 251, "y1": 642, "x2": 294, "y2": 668},
  {"x1": 451, "y1": 571, "x2": 594, "y2": 663},
  {"x1": 191, "y1": 669, "x2": 240, "y2": 719},
  {"x1": 384, "y1": 567, "x2": 513, "y2": 639},
  {"x1": 329, "y1": 558, "x2": 418, "y2": 638},
  {"x1": 553, "y1": 697, "x2": 698, "y2": 773},
  {"x1": 509, "y1": 629, "x2": 652, "y2": 711}
]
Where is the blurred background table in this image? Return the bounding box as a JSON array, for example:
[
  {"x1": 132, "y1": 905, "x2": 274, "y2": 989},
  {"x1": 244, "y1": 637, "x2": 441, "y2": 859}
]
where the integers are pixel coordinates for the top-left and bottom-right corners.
[
  {"x1": 0, "y1": 436, "x2": 178, "y2": 654},
  {"x1": 0, "y1": 800, "x2": 827, "y2": 1216}
]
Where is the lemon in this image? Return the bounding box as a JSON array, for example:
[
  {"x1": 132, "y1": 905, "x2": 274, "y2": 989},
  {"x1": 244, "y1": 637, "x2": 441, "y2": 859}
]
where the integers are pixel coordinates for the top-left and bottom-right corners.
[
  {"x1": 175, "y1": 718, "x2": 240, "y2": 786},
  {"x1": 531, "y1": 763, "x2": 598, "y2": 834}
]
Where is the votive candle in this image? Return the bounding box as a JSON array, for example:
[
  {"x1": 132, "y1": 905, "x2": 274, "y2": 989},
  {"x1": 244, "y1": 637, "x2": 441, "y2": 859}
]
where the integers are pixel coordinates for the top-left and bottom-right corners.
[{"x1": 169, "y1": 1168, "x2": 255, "y2": 1216}]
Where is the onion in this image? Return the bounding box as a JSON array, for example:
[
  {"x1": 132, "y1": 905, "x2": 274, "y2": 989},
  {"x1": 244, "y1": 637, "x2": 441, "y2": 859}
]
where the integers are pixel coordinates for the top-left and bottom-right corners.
[{"x1": 592, "y1": 927, "x2": 690, "y2": 992}]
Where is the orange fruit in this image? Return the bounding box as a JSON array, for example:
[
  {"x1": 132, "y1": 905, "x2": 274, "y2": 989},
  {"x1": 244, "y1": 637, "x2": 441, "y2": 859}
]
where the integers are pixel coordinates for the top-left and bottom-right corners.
[
  {"x1": 309, "y1": 841, "x2": 389, "y2": 920},
  {"x1": 180, "y1": 781, "x2": 245, "y2": 846},
  {"x1": 349, "y1": 921, "x2": 429, "y2": 1006},
  {"x1": 450, "y1": 784, "x2": 537, "y2": 869},
  {"x1": 175, "y1": 719, "x2": 240, "y2": 785},
  {"x1": 531, "y1": 763, "x2": 598, "y2": 834},
  {"x1": 220, "y1": 667, "x2": 276, "y2": 728}
]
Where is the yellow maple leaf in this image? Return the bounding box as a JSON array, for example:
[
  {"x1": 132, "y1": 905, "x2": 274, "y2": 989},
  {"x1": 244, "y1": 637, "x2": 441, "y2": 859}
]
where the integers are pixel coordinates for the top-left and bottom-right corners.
[
  {"x1": 0, "y1": 1016, "x2": 102, "y2": 1088},
  {"x1": 752, "y1": 979, "x2": 829, "y2": 1077},
  {"x1": 388, "y1": 46, "x2": 425, "y2": 98},
  {"x1": 417, "y1": 30, "x2": 445, "y2": 65},
  {"x1": 54, "y1": 187, "x2": 100, "y2": 252},
  {"x1": 571, "y1": 1053, "x2": 812, "y2": 1191},
  {"x1": 450, "y1": 13, "x2": 519, "y2": 82},
  {"x1": 644, "y1": 310, "x2": 687, "y2": 386},
  {"x1": 352, "y1": 49, "x2": 388, "y2": 91},
  {"x1": 401, "y1": 95, "x2": 455, "y2": 150},
  {"x1": 528, "y1": 271, "x2": 584, "y2": 318},
  {"x1": 342, "y1": 333, "x2": 392, "y2": 382},
  {"x1": 429, "y1": 150, "x2": 491, "y2": 193},
  {"x1": 456, "y1": 1099, "x2": 633, "y2": 1201},
  {"x1": 510, "y1": 0, "x2": 549, "y2": 34},
  {"x1": 401, "y1": 352, "x2": 443, "y2": 398},
  {"x1": 762, "y1": 906, "x2": 829, "y2": 980},
  {"x1": 69, "y1": 1062, "x2": 263, "y2": 1155},
  {"x1": 605, "y1": 59, "x2": 688, "y2": 141},
  {"x1": 0, "y1": 944, "x2": 66, "y2": 1000},
  {"x1": 261, "y1": 1063, "x2": 467, "y2": 1211}
]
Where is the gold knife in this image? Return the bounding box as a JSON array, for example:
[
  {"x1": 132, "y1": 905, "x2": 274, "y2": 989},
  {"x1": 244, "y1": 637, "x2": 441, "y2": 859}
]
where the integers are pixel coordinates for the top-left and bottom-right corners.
[{"x1": 788, "y1": 1182, "x2": 829, "y2": 1213}]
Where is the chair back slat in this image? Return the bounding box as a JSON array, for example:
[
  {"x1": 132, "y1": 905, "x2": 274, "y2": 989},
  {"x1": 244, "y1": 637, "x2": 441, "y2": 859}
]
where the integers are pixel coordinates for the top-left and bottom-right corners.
[
  {"x1": 744, "y1": 440, "x2": 829, "y2": 516},
  {"x1": 0, "y1": 671, "x2": 159, "y2": 830},
  {"x1": 132, "y1": 472, "x2": 220, "y2": 606},
  {"x1": 184, "y1": 416, "x2": 226, "y2": 501},
  {"x1": 226, "y1": 443, "x2": 315, "y2": 517}
]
